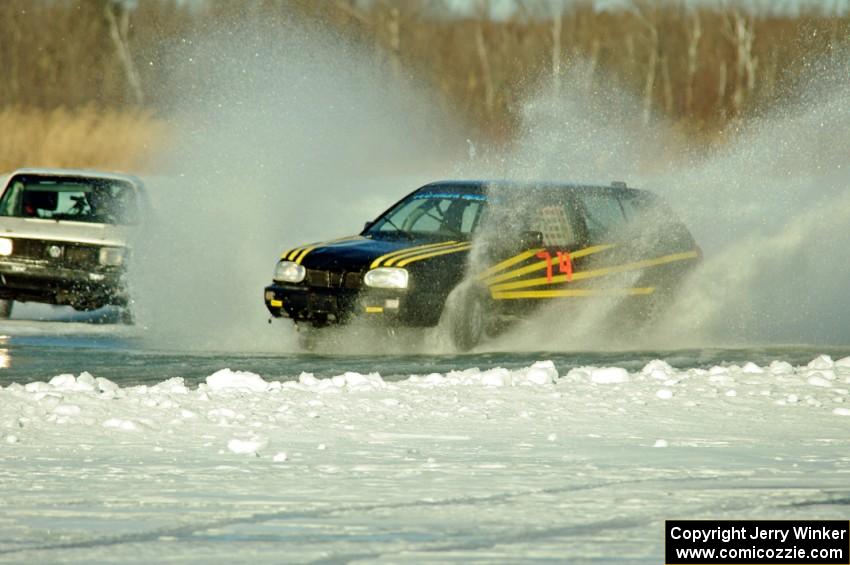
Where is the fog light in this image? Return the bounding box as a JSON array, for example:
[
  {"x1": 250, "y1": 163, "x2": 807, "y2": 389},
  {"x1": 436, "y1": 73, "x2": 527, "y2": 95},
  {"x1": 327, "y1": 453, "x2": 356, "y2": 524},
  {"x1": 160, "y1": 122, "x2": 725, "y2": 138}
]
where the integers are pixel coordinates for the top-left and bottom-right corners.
[
  {"x1": 47, "y1": 245, "x2": 63, "y2": 259},
  {"x1": 265, "y1": 291, "x2": 274, "y2": 302},
  {"x1": 0, "y1": 238, "x2": 12, "y2": 256}
]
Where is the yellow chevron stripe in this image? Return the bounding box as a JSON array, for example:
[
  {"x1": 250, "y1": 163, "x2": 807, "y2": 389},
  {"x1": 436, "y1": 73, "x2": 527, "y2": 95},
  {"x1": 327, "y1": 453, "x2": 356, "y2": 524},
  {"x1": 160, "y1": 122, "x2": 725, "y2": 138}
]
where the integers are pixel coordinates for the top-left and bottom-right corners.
[
  {"x1": 484, "y1": 244, "x2": 616, "y2": 285},
  {"x1": 279, "y1": 236, "x2": 360, "y2": 263},
  {"x1": 476, "y1": 248, "x2": 542, "y2": 281},
  {"x1": 396, "y1": 243, "x2": 472, "y2": 267},
  {"x1": 492, "y1": 287, "x2": 655, "y2": 300},
  {"x1": 281, "y1": 247, "x2": 302, "y2": 261},
  {"x1": 491, "y1": 250, "x2": 699, "y2": 292},
  {"x1": 370, "y1": 240, "x2": 459, "y2": 269},
  {"x1": 382, "y1": 241, "x2": 463, "y2": 267}
]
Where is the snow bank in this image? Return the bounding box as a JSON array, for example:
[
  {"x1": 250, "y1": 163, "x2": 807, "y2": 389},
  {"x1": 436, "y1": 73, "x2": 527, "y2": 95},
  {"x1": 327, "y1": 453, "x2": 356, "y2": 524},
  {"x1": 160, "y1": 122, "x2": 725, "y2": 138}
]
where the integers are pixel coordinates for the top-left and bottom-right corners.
[{"x1": 2, "y1": 356, "x2": 849, "y2": 563}]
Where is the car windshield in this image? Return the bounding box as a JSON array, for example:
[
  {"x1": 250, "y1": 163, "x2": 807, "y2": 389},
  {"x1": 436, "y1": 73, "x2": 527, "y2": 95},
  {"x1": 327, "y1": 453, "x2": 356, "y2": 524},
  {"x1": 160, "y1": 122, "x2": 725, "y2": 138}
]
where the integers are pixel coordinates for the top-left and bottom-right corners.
[
  {"x1": 366, "y1": 192, "x2": 486, "y2": 240},
  {"x1": 0, "y1": 175, "x2": 139, "y2": 225}
]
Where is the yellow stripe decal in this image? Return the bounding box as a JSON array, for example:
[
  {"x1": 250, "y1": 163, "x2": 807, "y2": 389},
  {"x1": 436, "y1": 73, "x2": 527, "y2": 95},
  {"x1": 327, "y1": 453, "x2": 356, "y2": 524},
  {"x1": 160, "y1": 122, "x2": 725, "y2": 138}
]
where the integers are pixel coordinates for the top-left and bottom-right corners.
[
  {"x1": 396, "y1": 243, "x2": 472, "y2": 267},
  {"x1": 376, "y1": 241, "x2": 460, "y2": 268},
  {"x1": 280, "y1": 236, "x2": 360, "y2": 263},
  {"x1": 281, "y1": 247, "x2": 301, "y2": 260},
  {"x1": 492, "y1": 287, "x2": 656, "y2": 300},
  {"x1": 365, "y1": 306, "x2": 384, "y2": 313},
  {"x1": 476, "y1": 249, "x2": 542, "y2": 281},
  {"x1": 270, "y1": 299, "x2": 283, "y2": 307},
  {"x1": 491, "y1": 250, "x2": 699, "y2": 292},
  {"x1": 484, "y1": 244, "x2": 616, "y2": 285}
]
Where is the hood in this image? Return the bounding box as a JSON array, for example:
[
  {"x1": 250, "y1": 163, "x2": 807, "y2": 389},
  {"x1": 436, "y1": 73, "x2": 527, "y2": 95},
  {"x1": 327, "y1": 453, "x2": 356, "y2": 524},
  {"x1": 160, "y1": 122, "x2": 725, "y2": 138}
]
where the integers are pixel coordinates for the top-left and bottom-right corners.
[
  {"x1": 0, "y1": 216, "x2": 129, "y2": 247},
  {"x1": 282, "y1": 236, "x2": 472, "y2": 271}
]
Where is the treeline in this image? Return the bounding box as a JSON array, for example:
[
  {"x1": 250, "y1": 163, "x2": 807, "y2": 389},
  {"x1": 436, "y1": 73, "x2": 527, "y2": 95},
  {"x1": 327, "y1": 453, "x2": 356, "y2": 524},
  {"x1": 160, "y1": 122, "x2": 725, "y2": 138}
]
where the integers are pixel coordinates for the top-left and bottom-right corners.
[{"x1": 1, "y1": 0, "x2": 848, "y2": 143}]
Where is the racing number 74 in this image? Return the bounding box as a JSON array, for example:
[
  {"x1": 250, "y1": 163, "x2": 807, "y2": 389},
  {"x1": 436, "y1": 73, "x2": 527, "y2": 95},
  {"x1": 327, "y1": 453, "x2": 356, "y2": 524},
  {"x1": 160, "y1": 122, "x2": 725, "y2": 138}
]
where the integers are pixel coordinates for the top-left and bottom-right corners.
[{"x1": 536, "y1": 250, "x2": 573, "y2": 283}]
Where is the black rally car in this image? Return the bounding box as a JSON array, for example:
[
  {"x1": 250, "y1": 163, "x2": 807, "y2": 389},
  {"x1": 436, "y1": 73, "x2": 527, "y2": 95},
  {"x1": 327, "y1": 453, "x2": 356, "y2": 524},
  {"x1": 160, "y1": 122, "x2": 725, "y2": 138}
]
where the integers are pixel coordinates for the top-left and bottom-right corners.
[{"x1": 264, "y1": 180, "x2": 700, "y2": 349}]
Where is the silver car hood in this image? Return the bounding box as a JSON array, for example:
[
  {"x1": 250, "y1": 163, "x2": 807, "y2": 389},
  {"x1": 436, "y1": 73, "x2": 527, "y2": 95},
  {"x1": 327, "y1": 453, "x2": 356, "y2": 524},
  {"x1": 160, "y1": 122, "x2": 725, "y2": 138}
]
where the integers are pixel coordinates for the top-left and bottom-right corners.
[{"x1": 0, "y1": 217, "x2": 129, "y2": 247}]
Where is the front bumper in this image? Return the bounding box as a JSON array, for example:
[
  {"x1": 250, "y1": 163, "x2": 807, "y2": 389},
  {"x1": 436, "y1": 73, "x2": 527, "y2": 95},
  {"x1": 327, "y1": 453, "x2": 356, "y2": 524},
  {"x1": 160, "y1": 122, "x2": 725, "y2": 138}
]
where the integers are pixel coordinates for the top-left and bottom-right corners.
[
  {"x1": 0, "y1": 260, "x2": 127, "y2": 307},
  {"x1": 264, "y1": 283, "x2": 409, "y2": 326}
]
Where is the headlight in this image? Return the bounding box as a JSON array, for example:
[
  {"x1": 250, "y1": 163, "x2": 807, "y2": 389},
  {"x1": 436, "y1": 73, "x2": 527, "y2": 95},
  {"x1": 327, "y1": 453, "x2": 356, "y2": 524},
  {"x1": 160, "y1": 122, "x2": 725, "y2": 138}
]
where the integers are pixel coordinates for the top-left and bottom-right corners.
[
  {"x1": 364, "y1": 267, "x2": 409, "y2": 289},
  {"x1": 99, "y1": 247, "x2": 125, "y2": 266},
  {"x1": 274, "y1": 261, "x2": 306, "y2": 283},
  {"x1": 0, "y1": 238, "x2": 12, "y2": 257}
]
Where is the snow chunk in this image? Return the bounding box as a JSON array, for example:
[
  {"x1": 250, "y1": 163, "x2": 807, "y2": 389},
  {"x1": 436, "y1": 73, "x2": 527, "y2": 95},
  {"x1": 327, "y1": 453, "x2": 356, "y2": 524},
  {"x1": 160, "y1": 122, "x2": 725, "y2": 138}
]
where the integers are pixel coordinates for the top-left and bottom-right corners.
[
  {"x1": 48, "y1": 374, "x2": 77, "y2": 391},
  {"x1": 807, "y1": 355, "x2": 834, "y2": 370},
  {"x1": 206, "y1": 369, "x2": 268, "y2": 392},
  {"x1": 653, "y1": 439, "x2": 668, "y2": 448},
  {"x1": 52, "y1": 404, "x2": 81, "y2": 416},
  {"x1": 481, "y1": 368, "x2": 509, "y2": 387},
  {"x1": 591, "y1": 367, "x2": 629, "y2": 384},
  {"x1": 273, "y1": 452, "x2": 288, "y2": 462},
  {"x1": 103, "y1": 418, "x2": 138, "y2": 431},
  {"x1": 76, "y1": 372, "x2": 96, "y2": 391},
  {"x1": 807, "y1": 375, "x2": 833, "y2": 388},
  {"x1": 656, "y1": 389, "x2": 674, "y2": 400},
  {"x1": 835, "y1": 357, "x2": 850, "y2": 369},
  {"x1": 151, "y1": 377, "x2": 187, "y2": 394},
  {"x1": 741, "y1": 362, "x2": 764, "y2": 374},
  {"x1": 5, "y1": 434, "x2": 19, "y2": 444},
  {"x1": 24, "y1": 382, "x2": 52, "y2": 393},
  {"x1": 523, "y1": 361, "x2": 558, "y2": 385},
  {"x1": 96, "y1": 377, "x2": 119, "y2": 393},
  {"x1": 642, "y1": 360, "x2": 674, "y2": 380},
  {"x1": 832, "y1": 408, "x2": 850, "y2": 417},
  {"x1": 768, "y1": 361, "x2": 793, "y2": 375},
  {"x1": 227, "y1": 437, "x2": 267, "y2": 455}
]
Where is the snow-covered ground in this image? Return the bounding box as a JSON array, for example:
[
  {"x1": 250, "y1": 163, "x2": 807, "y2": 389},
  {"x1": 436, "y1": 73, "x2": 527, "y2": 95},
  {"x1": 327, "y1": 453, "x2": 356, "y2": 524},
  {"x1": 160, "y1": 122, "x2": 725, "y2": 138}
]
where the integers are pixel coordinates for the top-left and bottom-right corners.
[{"x1": 2, "y1": 356, "x2": 849, "y2": 563}]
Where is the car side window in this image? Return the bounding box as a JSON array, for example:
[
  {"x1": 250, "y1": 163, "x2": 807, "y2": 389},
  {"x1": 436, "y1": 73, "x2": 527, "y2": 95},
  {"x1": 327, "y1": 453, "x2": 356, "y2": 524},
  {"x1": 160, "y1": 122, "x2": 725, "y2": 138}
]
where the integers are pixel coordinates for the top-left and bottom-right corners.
[
  {"x1": 459, "y1": 201, "x2": 483, "y2": 234},
  {"x1": 577, "y1": 190, "x2": 626, "y2": 242},
  {"x1": 528, "y1": 202, "x2": 578, "y2": 248}
]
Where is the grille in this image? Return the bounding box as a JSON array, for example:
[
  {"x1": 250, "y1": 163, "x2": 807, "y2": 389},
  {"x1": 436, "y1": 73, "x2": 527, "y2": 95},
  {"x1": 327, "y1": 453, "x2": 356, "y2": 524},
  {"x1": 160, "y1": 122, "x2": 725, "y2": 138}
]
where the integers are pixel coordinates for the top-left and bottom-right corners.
[
  {"x1": 10, "y1": 238, "x2": 101, "y2": 270},
  {"x1": 305, "y1": 269, "x2": 361, "y2": 289}
]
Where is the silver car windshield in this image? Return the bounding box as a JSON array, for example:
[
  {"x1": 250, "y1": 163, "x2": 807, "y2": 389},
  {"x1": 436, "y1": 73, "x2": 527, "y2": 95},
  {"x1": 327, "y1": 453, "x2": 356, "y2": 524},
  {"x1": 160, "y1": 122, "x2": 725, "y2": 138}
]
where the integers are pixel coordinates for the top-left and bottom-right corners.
[{"x1": 0, "y1": 176, "x2": 139, "y2": 225}]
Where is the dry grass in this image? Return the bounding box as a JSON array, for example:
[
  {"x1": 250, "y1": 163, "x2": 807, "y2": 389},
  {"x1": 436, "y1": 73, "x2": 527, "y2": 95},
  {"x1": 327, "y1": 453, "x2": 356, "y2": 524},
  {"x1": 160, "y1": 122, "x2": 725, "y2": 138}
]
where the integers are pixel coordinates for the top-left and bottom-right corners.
[{"x1": 0, "y1": 107, "x2": 167, "y2": 174}]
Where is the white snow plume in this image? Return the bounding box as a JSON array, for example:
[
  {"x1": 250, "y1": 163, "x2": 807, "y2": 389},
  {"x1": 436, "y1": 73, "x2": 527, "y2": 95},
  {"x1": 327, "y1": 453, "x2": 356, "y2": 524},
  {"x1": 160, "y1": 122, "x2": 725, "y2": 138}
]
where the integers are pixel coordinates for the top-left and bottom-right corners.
[
  {"x1": 130, "y1": 17, "x2": 462, "y2": 352},
  {"x1": 461, "y1": 56, "x2": 850, "y2": 351},
  {"x1": 459, "y1": 64, "x2": 678, "y2": 351},
  {"x1": 649, "y1": 55, "x2": 850, "y2": 346}
]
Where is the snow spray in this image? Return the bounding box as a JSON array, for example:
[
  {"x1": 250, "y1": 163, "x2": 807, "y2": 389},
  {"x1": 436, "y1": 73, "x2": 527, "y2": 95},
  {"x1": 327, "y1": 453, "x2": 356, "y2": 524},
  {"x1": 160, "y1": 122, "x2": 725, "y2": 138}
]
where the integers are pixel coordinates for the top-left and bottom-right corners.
[
  {"x1": 129, "y1": 17, "x2": 461, "y2": 352},
  {"x1": 461, "y1": 57, "x2": 850, "y2": 350}
]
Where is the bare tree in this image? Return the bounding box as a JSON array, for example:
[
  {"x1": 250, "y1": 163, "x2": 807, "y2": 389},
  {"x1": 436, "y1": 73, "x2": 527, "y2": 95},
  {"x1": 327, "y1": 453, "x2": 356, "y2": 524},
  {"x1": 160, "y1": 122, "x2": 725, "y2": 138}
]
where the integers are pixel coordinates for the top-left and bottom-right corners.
[
  {"x1": 104, "y1": 0, "x2": 143, "y2": 105},
  {"x1": 475, "y1": 0, "x2": 495, "y2": 115},
  {"x1": 684, "y1": 8, "x2": 702, "y2": 115}
]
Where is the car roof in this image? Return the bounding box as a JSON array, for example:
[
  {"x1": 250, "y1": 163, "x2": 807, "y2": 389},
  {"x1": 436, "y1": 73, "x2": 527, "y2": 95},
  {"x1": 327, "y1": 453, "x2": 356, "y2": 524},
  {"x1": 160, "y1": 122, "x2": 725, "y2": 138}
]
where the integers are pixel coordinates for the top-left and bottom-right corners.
[
  {"x1": 1, "y1": 167, "x2": 143, "y2": 186},
  {"x1": 417, "y1": 179, "x2": 641, "y2": 195}
]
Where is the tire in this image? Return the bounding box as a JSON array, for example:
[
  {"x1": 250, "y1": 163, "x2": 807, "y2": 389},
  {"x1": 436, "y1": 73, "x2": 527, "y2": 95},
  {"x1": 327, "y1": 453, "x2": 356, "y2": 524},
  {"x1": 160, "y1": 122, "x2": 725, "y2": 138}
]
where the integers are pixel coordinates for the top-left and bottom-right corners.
[
  {"x1": 446, "y1": 284, "x2": 489, "y2": 352},
  {"x1": 0, "y1": 300, "x2": 12, "y2": 319}
]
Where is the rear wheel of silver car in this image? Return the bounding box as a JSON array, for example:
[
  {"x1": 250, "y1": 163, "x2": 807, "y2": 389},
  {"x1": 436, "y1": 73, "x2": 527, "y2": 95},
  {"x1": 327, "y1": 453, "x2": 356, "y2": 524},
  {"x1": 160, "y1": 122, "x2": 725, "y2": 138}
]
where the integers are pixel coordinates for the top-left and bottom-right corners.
[
  {"x1": 0, "y1": 300, "x2": 12, "y2": 319},
  {"x1": 446, "y1": 284, "x2": 489, "y2": 352}
]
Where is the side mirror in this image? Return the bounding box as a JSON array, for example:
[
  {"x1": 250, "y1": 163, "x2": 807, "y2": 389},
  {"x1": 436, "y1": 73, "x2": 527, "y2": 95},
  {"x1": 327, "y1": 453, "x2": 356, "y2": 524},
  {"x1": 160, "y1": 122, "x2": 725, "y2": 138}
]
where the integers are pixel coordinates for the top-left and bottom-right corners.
[
  {"x1": 519, "y1": 230, "x2": 543, "y2": 248},
  {"x1": 363, "y1": 221, "x2": 374, "y2": 232}
]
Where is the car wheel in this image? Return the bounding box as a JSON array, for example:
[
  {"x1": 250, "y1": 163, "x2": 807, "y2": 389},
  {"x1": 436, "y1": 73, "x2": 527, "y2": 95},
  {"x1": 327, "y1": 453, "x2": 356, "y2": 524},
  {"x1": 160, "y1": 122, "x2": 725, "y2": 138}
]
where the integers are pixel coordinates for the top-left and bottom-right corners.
[
  {"x1": 0, "y1": 300, "x2": 12, "y2": 319},
  {"x1": 446, "y1": 283, "x2": 489, "y2": 352}
]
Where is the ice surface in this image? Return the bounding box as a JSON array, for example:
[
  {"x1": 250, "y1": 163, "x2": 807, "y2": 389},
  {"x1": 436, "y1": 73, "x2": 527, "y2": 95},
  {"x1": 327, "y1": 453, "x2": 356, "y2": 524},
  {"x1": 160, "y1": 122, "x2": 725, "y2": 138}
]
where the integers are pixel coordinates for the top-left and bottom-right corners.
[{"x1": 2, "y1": 357, "x2": 850, "y2": 562}]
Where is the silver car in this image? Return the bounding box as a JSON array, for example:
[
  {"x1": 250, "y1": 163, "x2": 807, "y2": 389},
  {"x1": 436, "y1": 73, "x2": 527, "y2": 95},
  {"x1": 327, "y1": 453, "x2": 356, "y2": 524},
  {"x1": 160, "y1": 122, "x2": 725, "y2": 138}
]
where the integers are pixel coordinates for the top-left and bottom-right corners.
[{"x1": 0, "y1": 168, "x2": 145, "y2": 319}]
